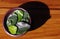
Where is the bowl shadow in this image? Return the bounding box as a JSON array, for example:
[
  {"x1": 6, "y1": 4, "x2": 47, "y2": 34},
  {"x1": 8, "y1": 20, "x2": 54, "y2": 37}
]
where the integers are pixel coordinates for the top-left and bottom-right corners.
[{"x1": 19, "y1": 1, "x2": 51, "y2": 31}]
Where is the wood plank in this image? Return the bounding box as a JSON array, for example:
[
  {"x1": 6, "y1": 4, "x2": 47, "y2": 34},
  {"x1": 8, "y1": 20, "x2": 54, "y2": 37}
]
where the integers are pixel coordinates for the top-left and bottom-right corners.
[
  {"x1": 0, "y1": 0, "x2": 60, "y2": 9},
  {"x1": 0, "y1": 8, "x2": 60, "y2": 14},
  {"x1": 0, "y1": 8, "x2": 60, "y2": 39}
]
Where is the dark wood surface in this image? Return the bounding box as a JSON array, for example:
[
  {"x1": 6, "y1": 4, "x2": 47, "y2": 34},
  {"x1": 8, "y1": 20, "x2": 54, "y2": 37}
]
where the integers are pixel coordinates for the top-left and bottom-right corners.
[{"x1": 0, "y1": 0, "x2": 60, "y2": 39}]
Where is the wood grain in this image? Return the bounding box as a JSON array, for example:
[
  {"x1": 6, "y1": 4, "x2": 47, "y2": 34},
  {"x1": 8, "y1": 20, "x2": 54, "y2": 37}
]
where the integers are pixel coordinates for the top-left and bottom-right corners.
[
  {"x1": 0, "y1": 0, "x2": 60, "y2": 39},
  {"x1": 0, "y1": 0, "x2": 60, "y2": 9}
]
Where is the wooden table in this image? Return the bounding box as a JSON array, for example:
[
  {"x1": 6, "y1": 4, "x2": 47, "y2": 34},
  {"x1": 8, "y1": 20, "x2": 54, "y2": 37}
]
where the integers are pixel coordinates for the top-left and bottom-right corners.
[{"x1": 0, "y1": 0, "x2": 60, "y2": 39}]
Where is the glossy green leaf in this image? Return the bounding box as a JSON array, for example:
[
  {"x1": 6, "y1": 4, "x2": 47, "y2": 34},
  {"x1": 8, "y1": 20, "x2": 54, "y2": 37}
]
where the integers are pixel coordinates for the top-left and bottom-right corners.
[
  {"x1": 14, "y1": 10, "x2": 24, "y2": 22},
  {"x1": 8, "y1": 25, "x2": 17, "y2": 34}
]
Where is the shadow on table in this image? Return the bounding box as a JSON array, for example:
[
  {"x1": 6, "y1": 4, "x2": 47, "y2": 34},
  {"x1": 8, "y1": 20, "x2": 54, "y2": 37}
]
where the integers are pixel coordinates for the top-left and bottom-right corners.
[{"x1": 19, "y1": 1, "x2": 51, "y2": 31}]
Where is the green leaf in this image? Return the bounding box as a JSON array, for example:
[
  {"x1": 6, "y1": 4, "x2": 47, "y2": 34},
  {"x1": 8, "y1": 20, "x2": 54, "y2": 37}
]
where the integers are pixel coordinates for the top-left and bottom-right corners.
[
  {"x1": 7, "y1": 14, "x2": 17, "y2": 26},
  {"x1": 16, "y1": 27, "x2": 28, "y2": 34},
  {"x1": 22, "y1": 12, "x2": 30, "y2": 22},
  {"x1": 8, "y1": 25, "x2": 17, "y2": 34},
  {"x1": 14, "y1": 10, "x2": 24, "y2": 22}
]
